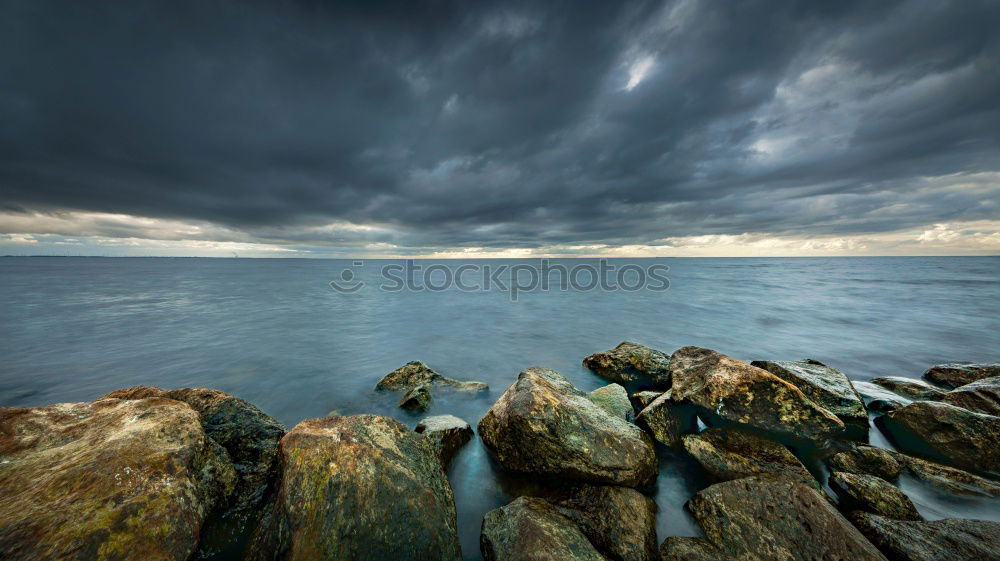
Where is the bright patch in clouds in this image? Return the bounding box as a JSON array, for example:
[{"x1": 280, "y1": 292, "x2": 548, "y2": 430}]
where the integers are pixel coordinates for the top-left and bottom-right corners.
[{"x1": 624, "y1": 55, "x2": 655, "y2": 91}]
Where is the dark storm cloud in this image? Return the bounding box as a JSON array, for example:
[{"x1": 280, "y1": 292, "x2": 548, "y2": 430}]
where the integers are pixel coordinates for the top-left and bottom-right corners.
[{"x1": 1, "y1": 0, "x2": 998, "y2": 249}]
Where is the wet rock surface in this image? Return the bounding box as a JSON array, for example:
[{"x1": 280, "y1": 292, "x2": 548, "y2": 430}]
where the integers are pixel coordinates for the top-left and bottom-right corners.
[
  {"x1": 547, "y1": 484, "x2": 657, "y2": 561},
  {"x1": 635, "y1": 390, "x2": 697, "y2": 448},
  {"x1": 415, "y1": 414, "x2": 474, "y2": 468},
  {"x1": 923, "y1": 363, "x2": 1000, "y2": 389},
  {"x1": 829, "y1": 445, "x2": 903, "y2": 481},
  {"x1": 658, "y1": 537, "x2": 722, "y2": 561},
  {"x1": 850, "y1": 512, "x2": 1000, "y2": 561},
  {"x1": 249, "y1": 414, "x2": 462, "y2": 561},
  {"x1": 853, "y1": 381, "x2": 913, "y2": 413},
  {"x1": 878, "y1": 401, "x2": 1000, "y2": 477},
  {"x1": 0, "y1": 397, "x2": 234, "y2": 561},
  {"x1": 670, "y1": 347, "x2": 845, "y2": 441},
  {"x1": 681, "y1": 427, "x2": 817, "y2": 488},
  {"x1": 629, "y1": 391, "x2": 663, "y2": 411},
  {"x1": 481, "y1": 496, "x2": 606, "y2": 561},
  {"x1": 942, "y1": 376, "x2": 1000, "y2": 416},
  {"x1": 890, "y1": 452, "x2": 1000, "y2": 497},
  {"x1": 478, "y1": 367, "x2": 656, "y2": 487},
  {"x1": 588, "y1": 383, "x2": 634, "y2": 422},
  {"x1": 376, "y1": 360, "x2": 489, "y2": 393},
  {"x1": 103, "y1": 385, "x2": 284, "y2": 509},
  {"x1": 399, "y1": 384, "x2": 433, "y2": 412},
  {"x1": 870, "y1": 376, "x2": 947, "y2": 400},
  {"x1": 752, "y1": 358, "x2": 869, "y2": 434},
  {"x1": 583, "y1": 341, "x2": 672, "y2": 388},
  {"x1": 829, "y1": 471, "x2": 922, "y2": 520},
  {"x1": 687, "y1": 475, "x2": 888, "y2": 561}
]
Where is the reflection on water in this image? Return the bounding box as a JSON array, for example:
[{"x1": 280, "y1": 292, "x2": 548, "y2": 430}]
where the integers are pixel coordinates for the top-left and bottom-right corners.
[{"x1": 1, "y1": 256, "x2": 998, "y2": 559}]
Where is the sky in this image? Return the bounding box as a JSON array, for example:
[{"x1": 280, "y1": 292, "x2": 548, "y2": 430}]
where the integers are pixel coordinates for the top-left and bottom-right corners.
[{"x1": 1, "y1": 0, "x2": 998, "y2": 257}]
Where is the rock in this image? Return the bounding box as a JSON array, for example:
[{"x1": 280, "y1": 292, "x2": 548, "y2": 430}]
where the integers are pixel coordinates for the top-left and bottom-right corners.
[
  {"x1": 548, "y1": 484, "x2": 657, "y2": 561},
  {"x1": 942, "y1": 376, "x2": 1000, "y2": 416},
  {"x1": 923, "y1": 363, "x2": 1000, "y2": 389},
  {"x1": 681, "y1": 427, "x2": 817, "y2": 489},
  {"x1": 248, "y1": 414, "x2": 461, "y2": 561},
  {"x1": 870, "y1": 377, "x2": 947, "y2": 400},
  {"x1": 0, "y1": 397, "x2": 235, "y2": 561},
  {"x1": 478, "y1": 367, "x2": 657, "y2": 488},
  {"x1": 853, "y1": 381, "x2": 913, "y2": 413},
  {"x1": 102, "y1": 385, "x2": 284, "y2": 509},
  {"x1": 829, "y1": 472, "x2": 922, "y2": 520},
  {"x1": 376, "y1": 360, "x2": 489, "y2": 392},
  {"x1": 588, "y1": 384, "x2": 634, "y2": 422},
  {"x1": 635, "y1": 390, "x2": 697, "y2": 448},
  {"x1": 629, "y1": 391, "x2": 663, "y2": 411},
  {"x1": 828, "y1": 446, "x2": 903, "y2": 481},
  {"x1": 583, "y1": 341, "x2": 672, "y2": 388},
  {"x1": 481, "y1": 496, "x2": 606, "y2": 561},
  {"x1": 751, "y1": 359, "x2": 868, "y2": 435},
  {"x1": 890, "y1": 452, "x2": 1000, "y2": 497},
  {"x1": 658, "y1": 537, "x2": 723, "y2": 561},
  {"x1": 670, "y1": 347, "x2": 845, "y2": 442},
  {"x1": 415, "y1": 414, "x2": 474, "y2": 468},
  {"x1": 850, "y1": 512, "x2": 1000, "y2": 561},
  {"x1": 878, "y1": 401, "x2": 1000, "y2": 477},
  {"x1": 399, "y1": 385, "x2": 433, "y2": 412},
  {"x1": 687, "y1": 475, "x2": 888, "y2": 561}
]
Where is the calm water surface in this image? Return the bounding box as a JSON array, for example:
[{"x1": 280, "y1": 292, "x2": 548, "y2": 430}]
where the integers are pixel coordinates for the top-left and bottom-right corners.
[{"x1": 2, "y1": 256, "x2": 998, "y2": 558}]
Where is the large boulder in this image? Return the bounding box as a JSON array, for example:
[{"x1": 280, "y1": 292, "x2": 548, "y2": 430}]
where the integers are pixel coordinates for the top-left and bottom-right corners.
[
  {"x1": 0, "y1": 397, "x2": 235, "y2": 561},
  {"x1": 942, "y1": 377, "x2": 1000, "y2": 416},
  {"x1": 687, "y1": 475, "x2": 888, "y2": 561},
  {"x1": 923, "y1": 362, "x2": 1000, "y2": 389},
  {"x1": 480, "y1": 496, "x2": 605, "y2": 561},
  {"x1": 548, "y1": 484, "x2": 657, "y2": 561},
  {"x1": 415, "y1": 414, "x2": 474, "y2": 469},
  {"x1": 478, "y1": 368, "x2": 657, "y2": 488},
  {"x1": 890, "y1": 452, "x2": 1000, "y2": 498},
  {"x1": 588, "y1": 384, "x2": 634, "y2": 422},
  {"x1": 869, "y1": 377, "x2": 946, "y2": 400},
  {"x1": 103, "y1": 385, "x2": 284, "y2": 509},
  {"x1": 751, "y1": 359, "x2": 868, "y2": 435},
  {"x1": 583, "y1": 341, "x2": 671, "y2": 388},
  {"x1": 850, "y1": 512, "x2": 1000, "y2": 561},
  {"x1": 681, "y1": 427, "x2": 817, "y2": 489},
  {"x1": 828, "y1": 446, "x2": 903, "y2": 481},
  {"x1": 249, "y1": 414, "x2": 462, "y2": 561},
  {"x1": 376, "y1": 360, "x2": 488, "y2": 392},
  {"x1": 669, "y1": 347, "x2": 845, "y2": 441},
  {"x1": 634, "y1": 390, "x2": 697, "y2": 448},
  {"x1": 829, "y1": 472, "x2": 922, "y2": 521},
  {"x1": 878, "y1": 401, "x2": 1000, "y2": 477}
]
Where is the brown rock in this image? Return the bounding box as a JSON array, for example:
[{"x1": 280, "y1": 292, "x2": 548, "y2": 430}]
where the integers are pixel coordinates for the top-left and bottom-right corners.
[
  {"x1": 890, "y1": 452, "x2": 1000, "y2": 498},
  {"x1": 548, "y1": 484, "x2": 657, "y2": 561},
  {"x1": 829, "y1": 471, "x2": 922, "y2": 520},
  {"x1": 583, "y1": 341, "x2": 672, "y2": 388},
  {"x1": 376, "y1": 360, "x2": 488, "y2": 392},
  {"x1": 481, "y1": 496, "x2": 605, "y2": 561},
  {"x1": 681, "y1": 427, "x2": 817, "y2": 488},
  {"x1": 415, "y1": 414, "x2": 474, "y2": 469},
  {"x1": 249, "y1": 414, "x2": 461, "y2": 561},
  {"x1": 923, "y1": 363, "x2": 1000, "y2": 389},
  {"x1": 0, "y1": 397, "x2": 234, "y2": 561},
  {"x1": 629, "y1": 391, "x2": 664, "y2": 411},
  {"x1": 869, "y1": 376, "x2": 947, "y2": 400},
  {"x1": 478, "y1": 367, "x2": 657, "y2": 488},
  {"x1": 828, "y1": 446, "x2": 903, "y2": 481},
  {"x1": 751, "y1": 359, "x2": 868, "y2": 436},
  {"x1": 635, "y1": 390, "x2": 697, "y2": 448},
  {"x1": 942, "y1": 376, "x2": 1000, "y2": 416},
  {"x1": 850, "y1": 512, "x2": 1000, "y2": 561},
  {"x1": 658, "y1": 537, "x2": 724, "y2": 561},
  {"x1": 669, "y1": 347, "x2": 845, "y2": 442},
  {"x1": 399, "y1": 385, "x2": 433, "y2": 412}
]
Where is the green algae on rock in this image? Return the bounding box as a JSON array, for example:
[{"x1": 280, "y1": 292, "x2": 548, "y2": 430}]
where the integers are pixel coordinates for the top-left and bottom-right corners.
[
  {"x1": 481, "y1": 496, "x2": 606, "y2": 561},
  {"x1": 478, "y1": 367, "x2": 657, "y2": 488},
  {"x1": 583, "y1": 341, "x2": 672, "y2": 388},
  {"x1": 249, "y1": 414, "x2": 462, "y2": 561},
  {"x1": 398, "y1": 384, "x2": 433, "y2": 412},
  {"x1": 669, "y1": 347, "x2": 845, "y2": 442},
  {"x1": 376, "y1": 360, "x2": 488, "y2": 392},
  {"x1": 751, "y1": 358, "x2": 868, "y2": 436},
  {"x1": 0, "y1": 397, "x2": 234, "y2": 561},
  {"x1": 587, "y1": 383, "x2": 634, "y2": 422}
]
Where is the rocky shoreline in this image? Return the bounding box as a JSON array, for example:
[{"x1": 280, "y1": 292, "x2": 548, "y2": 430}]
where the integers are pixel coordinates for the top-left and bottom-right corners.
[{"x1": 1, "y1": 344, "x2": 998, "y2": 560}]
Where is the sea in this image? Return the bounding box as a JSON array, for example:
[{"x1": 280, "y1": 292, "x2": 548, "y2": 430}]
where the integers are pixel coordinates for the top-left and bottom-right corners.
[{"x1": 1, "y1": 256, "x2": 998, "y2": 559}]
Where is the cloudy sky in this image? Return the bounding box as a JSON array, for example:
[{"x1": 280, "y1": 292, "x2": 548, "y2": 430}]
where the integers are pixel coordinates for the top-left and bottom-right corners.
[{"x1": 1, "y1": 0, "x2": 998, "y2": 257}]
